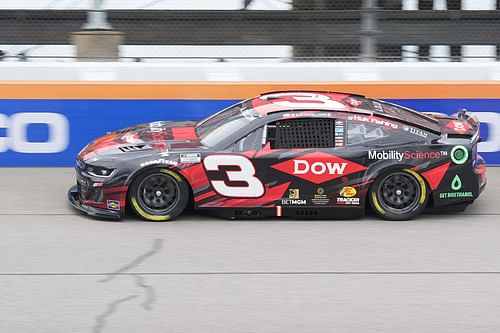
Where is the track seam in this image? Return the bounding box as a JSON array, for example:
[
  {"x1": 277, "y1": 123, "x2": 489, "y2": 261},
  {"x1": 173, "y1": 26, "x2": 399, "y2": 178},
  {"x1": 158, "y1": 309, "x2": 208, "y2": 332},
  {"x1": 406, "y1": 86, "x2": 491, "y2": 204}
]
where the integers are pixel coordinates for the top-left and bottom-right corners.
[{"x1": 3, "y1": 271, "x2": 500, "y2": 276}]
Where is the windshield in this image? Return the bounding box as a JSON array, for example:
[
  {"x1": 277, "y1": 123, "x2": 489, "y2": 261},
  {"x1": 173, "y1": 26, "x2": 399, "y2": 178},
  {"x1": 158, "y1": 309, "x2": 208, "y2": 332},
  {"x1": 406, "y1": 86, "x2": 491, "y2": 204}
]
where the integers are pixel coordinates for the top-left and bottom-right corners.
[{"x1": 196, "y1": 101, "x2": 261, "y2": 147}]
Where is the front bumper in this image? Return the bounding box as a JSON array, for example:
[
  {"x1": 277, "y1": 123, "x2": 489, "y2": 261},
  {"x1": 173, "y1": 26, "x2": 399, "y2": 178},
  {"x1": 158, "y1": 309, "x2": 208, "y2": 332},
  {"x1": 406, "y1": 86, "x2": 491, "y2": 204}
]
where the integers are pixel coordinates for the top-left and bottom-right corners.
[{"x1": 68, "y1": 185, "x2": 122, "y2": 219}]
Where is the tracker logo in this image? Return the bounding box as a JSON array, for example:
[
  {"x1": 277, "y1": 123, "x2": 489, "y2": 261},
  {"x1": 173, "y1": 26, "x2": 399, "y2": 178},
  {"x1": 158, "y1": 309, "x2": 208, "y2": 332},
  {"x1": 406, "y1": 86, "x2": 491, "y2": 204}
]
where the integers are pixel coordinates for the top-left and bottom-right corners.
[{"x1": 271, "y1": 152, "x2": 367, "y2": 184}]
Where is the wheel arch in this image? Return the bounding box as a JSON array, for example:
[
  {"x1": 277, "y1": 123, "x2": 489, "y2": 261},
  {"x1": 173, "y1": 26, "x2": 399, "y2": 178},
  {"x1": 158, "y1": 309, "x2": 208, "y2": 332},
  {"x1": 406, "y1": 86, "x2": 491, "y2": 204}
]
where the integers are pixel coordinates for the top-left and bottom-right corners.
[
  {"x1": 367, "y1": 165, "x2": 431, "y2": 220},
  {"x1": 125, "y1": 165, "x2": 194, "y2": 212}
]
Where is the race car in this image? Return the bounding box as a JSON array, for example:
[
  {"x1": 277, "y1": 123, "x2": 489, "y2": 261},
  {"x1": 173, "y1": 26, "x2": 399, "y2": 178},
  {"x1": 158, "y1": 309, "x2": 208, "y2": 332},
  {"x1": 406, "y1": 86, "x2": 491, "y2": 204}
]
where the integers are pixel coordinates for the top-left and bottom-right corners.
[{"x1": 68, "y1": 91, "x2": 486, "y2": 221}]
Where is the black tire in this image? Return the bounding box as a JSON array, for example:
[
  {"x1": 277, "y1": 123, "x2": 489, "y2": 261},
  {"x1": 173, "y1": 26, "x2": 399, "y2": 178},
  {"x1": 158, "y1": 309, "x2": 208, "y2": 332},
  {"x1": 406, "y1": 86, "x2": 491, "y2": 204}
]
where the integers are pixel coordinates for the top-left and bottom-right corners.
[
  {"x1": 128, "y1": 168, "x2": 189, "y2": 221},
  {"x1": 369, "y1": 169, "x2": 429, "y2": 221}
]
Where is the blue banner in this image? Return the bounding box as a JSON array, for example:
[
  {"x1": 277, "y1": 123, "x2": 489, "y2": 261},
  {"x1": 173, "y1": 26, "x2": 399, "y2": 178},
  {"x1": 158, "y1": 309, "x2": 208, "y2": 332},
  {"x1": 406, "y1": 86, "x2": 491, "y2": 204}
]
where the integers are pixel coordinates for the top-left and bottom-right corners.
[{"x1": 0, "y1": 98, "x2": 498, "y2": 166}]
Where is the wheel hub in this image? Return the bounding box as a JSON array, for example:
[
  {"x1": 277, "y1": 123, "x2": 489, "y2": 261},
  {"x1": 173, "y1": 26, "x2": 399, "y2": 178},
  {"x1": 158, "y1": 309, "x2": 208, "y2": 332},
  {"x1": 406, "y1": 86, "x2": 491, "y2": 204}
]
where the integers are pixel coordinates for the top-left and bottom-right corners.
[
  {"x1": 378, "y1": 172, "x2": 421, "y2": 214},
  {"x1": 137, "y1": 173, "x2": 180, "y2": 213}
]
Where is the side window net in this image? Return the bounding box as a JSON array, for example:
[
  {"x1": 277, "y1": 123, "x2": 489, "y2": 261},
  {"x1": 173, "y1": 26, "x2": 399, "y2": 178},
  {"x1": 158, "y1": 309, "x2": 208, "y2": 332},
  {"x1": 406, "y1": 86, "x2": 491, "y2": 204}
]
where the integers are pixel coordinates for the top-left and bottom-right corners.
[{"x1": 268, "y1": 119, "x2": 335, "y2": 149}]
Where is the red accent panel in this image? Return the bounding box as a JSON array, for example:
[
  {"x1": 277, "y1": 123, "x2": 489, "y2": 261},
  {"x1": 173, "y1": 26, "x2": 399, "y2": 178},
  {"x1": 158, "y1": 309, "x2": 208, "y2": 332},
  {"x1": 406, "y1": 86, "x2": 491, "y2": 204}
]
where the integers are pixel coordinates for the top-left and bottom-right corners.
[
  {"x1": 199, "y1": 197, "x2": 228, "y2": 207},
  {"x1": 80, "y1": 133, "x2": 121, "y2": 161},
  {"x1": 220, "y1": 182, "x2": 291, "y2": 207},
  {"x1": 171, "y1": 127, "x2": 197, "y2": 140},
  {"x1": 271, "y1": 152, "x2": 367, "y2": 184},
  {"x1": 195, "y1": 190, "x2": 216, "y2": 202},
  {"x1": 446, "y1": 120, "x2": 471, "y2": 134},
  {"x1": 103, "y1": 186, "x2": 128, "y2": 194},
  {"x1": 352, "y1": 180, "x2": 374, "y2": 188},
  {"x1": 421, "y1": 162, "x2": 451, "y2": 191},
  {"x1": 255, "y1": 142, "x2": 279, "y2": 158},
  {"x1": 179, "y1": 163, "x2": 209, "y2": 190},
  {"x1": 241, "y1": 150, "x2": 256, "y2": 158}
]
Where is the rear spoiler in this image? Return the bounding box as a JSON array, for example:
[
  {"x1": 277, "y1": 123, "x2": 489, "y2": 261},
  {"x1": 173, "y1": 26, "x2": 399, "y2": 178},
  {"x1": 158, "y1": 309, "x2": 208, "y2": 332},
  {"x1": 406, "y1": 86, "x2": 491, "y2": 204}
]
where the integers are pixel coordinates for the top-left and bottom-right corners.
[{"x1": 457, "y1": 109, "x2": 481, "y2": 143}]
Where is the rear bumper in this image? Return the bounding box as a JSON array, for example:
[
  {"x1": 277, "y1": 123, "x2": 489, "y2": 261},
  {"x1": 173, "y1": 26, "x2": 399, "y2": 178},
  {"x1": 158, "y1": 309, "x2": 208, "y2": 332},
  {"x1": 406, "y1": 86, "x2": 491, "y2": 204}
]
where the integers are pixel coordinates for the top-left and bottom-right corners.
[
  {"x1": 68, "y1": 185, "x2": 122, "y2": 220},
  {"x1": 473, "y1": 154, "x2": 487, "y2": 194}
]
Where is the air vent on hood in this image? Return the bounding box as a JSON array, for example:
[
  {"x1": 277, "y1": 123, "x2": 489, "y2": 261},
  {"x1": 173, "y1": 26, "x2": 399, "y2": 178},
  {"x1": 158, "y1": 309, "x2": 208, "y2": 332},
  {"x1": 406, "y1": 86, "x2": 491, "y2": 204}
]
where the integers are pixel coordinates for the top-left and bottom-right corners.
[{"x1": 119, "y1": 145, "x2": 147, "y2": 152}]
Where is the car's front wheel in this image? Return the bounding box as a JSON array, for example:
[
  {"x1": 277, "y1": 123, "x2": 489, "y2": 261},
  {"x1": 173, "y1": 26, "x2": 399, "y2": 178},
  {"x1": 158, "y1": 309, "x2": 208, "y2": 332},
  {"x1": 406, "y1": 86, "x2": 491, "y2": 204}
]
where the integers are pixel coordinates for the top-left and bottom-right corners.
[
  {"x1": 369, "y1": 169, "x2": 429, "y2": 221},
  {"x1": 128, "y1": 168, "x2": 189, "y2": 221}
]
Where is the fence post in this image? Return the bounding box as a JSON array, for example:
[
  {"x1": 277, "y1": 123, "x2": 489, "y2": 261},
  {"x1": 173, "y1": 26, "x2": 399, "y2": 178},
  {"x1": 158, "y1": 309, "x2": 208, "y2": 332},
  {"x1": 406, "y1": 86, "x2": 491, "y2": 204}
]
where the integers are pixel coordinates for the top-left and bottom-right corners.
[
  {"x1": 360, "y1": 0, "x2": 379, "y2": 61},
  {"x1": 82, "y1": 0, "x2": 112, "y2": 30},
  {"x1": 72, "y1": 0, "x2": 123, "y2": 61}
]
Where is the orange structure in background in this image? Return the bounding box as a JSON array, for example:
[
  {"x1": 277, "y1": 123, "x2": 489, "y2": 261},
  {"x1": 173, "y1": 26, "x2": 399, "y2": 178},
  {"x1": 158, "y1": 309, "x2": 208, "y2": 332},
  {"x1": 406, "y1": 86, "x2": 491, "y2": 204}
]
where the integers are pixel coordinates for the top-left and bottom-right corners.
[{"x1": 1, "y1": 81, "x2": 500, "y2": 100}]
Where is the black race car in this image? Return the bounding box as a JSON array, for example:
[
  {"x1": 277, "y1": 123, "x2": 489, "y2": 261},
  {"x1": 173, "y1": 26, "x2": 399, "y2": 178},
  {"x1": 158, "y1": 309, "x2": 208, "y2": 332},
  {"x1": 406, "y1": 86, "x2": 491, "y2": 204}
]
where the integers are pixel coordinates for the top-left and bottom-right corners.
[{"x1": 68, "y1": 91, "x2": 486, "y2": 221}]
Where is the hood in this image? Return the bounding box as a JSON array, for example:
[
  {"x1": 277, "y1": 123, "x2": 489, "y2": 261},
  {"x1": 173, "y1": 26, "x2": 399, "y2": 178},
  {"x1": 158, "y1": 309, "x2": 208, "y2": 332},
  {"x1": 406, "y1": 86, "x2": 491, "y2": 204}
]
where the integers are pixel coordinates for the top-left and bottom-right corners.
[{"x1": 79, "y1": 120, "x2": 202, "y2": 162}]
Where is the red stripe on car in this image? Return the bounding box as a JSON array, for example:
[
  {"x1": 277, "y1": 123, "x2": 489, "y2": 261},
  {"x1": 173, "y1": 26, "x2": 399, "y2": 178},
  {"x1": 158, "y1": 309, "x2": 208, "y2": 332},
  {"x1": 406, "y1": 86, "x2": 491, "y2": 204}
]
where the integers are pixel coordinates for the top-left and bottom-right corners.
[{"x1": 171, "y1": 127, "x2": 197, "y2": 140}]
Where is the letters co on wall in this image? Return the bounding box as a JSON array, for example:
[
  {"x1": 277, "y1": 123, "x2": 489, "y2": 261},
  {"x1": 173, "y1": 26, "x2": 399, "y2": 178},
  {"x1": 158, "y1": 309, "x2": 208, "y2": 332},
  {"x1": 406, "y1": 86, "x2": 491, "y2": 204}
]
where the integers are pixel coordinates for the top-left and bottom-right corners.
[{"x1": 0, "y1": 82, "x2": 500, "y2": 166}]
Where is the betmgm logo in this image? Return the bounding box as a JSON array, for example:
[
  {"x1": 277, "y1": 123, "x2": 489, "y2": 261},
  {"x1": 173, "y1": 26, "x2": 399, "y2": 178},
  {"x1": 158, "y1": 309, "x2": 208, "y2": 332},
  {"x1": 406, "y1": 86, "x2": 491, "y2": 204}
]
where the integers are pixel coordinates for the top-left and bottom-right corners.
[{"x1": 0, "y1": 113, "x2": 69, "y2": 153}]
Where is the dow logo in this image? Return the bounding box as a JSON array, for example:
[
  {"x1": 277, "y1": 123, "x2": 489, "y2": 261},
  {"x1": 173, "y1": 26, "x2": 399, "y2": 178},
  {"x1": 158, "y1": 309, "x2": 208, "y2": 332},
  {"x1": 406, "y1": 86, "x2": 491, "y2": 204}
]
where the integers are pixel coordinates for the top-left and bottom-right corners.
[
  {"x1": 0, "y1": 113, "x2": 69, "y2": 153},
  {"x1": 271, "y1": 152, "x2": 367, "y2": 184}
]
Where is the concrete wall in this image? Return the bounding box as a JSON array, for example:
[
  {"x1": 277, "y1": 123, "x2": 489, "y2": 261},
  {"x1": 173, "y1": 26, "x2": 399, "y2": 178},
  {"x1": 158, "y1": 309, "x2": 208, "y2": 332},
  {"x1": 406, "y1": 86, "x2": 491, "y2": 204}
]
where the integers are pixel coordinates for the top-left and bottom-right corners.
[{"x1": 2, "y1": 62, "x2": 500, "y2": 81}]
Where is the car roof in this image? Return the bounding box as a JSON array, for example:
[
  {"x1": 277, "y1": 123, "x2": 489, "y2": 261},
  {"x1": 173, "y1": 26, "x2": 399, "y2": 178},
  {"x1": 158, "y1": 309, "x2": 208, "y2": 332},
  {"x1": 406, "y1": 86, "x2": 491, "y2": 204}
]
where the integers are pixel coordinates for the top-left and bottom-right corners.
[{"x1": 250, "y1": 91, "x2": 441, "y2": 133}]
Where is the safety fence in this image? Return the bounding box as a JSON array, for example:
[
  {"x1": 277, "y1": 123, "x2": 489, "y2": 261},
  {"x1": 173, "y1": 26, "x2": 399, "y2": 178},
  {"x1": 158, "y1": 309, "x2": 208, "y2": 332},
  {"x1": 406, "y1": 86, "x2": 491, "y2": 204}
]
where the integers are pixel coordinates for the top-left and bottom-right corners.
[
  {"x1": 0, "y1": 81, "x2": 499, "y2": 166},
  {"x1": 2, "y1": 8, "x2": 500, "y2": 61}
]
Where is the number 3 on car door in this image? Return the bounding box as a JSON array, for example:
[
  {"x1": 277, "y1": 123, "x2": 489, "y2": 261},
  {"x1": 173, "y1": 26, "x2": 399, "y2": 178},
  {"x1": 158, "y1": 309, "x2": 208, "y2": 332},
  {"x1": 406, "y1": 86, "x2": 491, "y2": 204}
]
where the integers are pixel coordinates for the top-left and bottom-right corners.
[{"x1": 203, "y1": 155, "x2": 265, "y2": 198}]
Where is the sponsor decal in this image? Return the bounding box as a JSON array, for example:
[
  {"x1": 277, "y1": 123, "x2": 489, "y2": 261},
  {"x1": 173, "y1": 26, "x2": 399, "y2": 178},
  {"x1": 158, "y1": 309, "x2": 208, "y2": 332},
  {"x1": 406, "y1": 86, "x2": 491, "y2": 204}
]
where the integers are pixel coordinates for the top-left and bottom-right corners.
[
  {"x1": 372, "y1": 101, "x2": 384, "y2": 113},
  {"x1": 140, "y1": 158, "x2": 178, "y2": 168},
  {"x1": 340, "y1": 186, "x2": 357, "y2": 198},
  {"x1": 335, "y1": 120, "x2": 345, "y2": 147},
  {"x1": 271, "y1": 152, "x2": 367, "y2": 184},
  {"x1": 451, "y1": 174, "x2": 462, "y2": 191},
  {"x1": 450, "y1": 145, "x2": 469, "y2": 165},
  {"x1": 439, "y1": 192, "x2": 473, "y2": 199},
  {"x1": 281, "y1": 199, "x2": 307, "y2": 205},
  {"x1": 106, "y1": 200, "x2": 120, "y2": 211},
  {"x1": 348, "y1": 114, "x2": 399, "y2": 129},
  {"x1": 438, "y1": 175, "x2": 474, "y2": 199},
  {"x1": 0, "y1": 112, "x2": 69, "y2": 153},
  {"x1": 403, "y1": 125, "x2": 428, "y2": 138},
  {"x1": 180, "y1": 153, "x2": 201, "y2": 164},
  {"x1": 282, "y1": 111, "x2": 333, "y2": 119},
  {"x1": 447, "y1": 120, "x2": 470, "y2": 134},
  {"x1": 336, "y1": 197, "x2": 360, "y2": 205},
  {"x1": 283, "y1": 188, "x2": 306, "y2": 205},
  {"x1": 337, "y1": 186, "x2": 359, "y2": 205},
  {"x1": 347, "y1": 97, "x2": 363, "y2": 107},
  {"x1": 148, "y1": 121, "x2": 165, "y2": 133},
  {"x1": 312, "y1": 187, "x2": 329, "y2": 205},
  {"x1": 288, "y1": 188, "x2": 300, "y2": 199},
  {"x1": 368, "y1": 150, "x2": 446, "y2": 162}
]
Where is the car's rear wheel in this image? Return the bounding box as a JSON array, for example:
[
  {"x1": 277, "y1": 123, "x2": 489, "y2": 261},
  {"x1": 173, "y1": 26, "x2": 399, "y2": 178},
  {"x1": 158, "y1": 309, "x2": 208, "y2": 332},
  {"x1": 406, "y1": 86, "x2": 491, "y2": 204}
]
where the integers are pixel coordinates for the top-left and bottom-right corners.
[
  {"x1": 128, "y1": 168, "x2": 189, "y2": 221},
  {"x1": 369, "y1": 169, "x2": 428, "y2": 221}
]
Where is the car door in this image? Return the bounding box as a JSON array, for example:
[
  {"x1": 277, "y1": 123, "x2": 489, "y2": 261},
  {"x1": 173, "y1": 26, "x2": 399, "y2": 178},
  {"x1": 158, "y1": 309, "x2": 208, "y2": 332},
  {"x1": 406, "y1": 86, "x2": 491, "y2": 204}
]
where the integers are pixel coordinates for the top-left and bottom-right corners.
[{"x1": 219, "y1": 116, "x2": 359, "y2": 209}]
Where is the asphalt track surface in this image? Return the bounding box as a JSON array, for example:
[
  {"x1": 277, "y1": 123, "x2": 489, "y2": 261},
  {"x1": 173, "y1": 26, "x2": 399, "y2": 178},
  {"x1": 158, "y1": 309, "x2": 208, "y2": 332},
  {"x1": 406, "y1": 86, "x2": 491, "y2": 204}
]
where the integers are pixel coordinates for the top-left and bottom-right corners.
[{"x1": 0, "y1": 168, "x2": 500, "y2": 333}]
